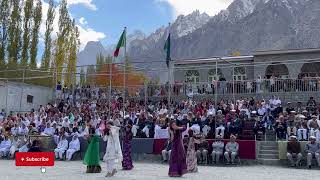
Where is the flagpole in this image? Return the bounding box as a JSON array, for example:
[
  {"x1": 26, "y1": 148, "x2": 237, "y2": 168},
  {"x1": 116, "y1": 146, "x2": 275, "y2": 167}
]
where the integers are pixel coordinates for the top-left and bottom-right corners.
[
  {"x1": 123, "y1": 27, "x2": 127, "y2": 117},
  {"x1": 109, "y1": 56, "x2": 113, "y2": 119},
  {"x1": 167, "y1": 23, "x2": 171, "y2": 107}
]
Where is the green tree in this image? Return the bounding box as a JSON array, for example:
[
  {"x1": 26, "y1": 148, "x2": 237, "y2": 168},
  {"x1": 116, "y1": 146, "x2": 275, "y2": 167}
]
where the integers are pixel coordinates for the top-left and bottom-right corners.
[
  {"x1": 0, "y1": 0, "x2": 10, "y2": 68},
  {"x1": 21, "y1": 0, "x2": 34, "y2": 67},
  {"x1": 86, "y1": 65, "x2": 96, "y2": 85},
  {"x1": 7, "y1": 0, "x2": 22, "y2": 69},
  {"x1": 41, "y1": 0, "x2": 55, "y2": 69},
  {"x1": 64, "y1": 19, "x2": 79, "y2": 86},
  {"x1": 30, "y1": 0, "x2": 42, "y2": 69},
  {"x1": 54, "y1": 0, "x2": 70, "y2": 82},
  {"x1": 96, "y1": 52, "x2": 104, "y2": 72}
]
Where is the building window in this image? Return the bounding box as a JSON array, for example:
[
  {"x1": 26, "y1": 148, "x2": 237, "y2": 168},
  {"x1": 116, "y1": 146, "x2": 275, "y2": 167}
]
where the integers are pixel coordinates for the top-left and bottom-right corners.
[
  {"x1": 185, "y1": 70, "x2": 200, "y2": 83},
  {"x1": 208, "y1": 69, "x2": 223, "y2": 82},
  {"x1": 27, "y1": 95, "x2": 33, "y2": 104},
  {"x1": 233, "y1": 67, "x2": 246, "y2": 81}
]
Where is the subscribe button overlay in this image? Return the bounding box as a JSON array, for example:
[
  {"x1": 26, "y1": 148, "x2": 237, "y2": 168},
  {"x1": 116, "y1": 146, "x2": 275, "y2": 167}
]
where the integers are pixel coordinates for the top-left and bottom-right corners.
[{"x1": 16, "y1": 152, "x2": 55, "y2": 166}]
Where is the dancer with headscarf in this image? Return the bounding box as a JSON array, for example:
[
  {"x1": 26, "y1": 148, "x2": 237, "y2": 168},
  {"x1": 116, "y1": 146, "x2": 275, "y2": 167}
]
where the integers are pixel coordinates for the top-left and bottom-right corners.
[
  {"x1": 168, "y1": 120, "x2": 187, "y2": 177},
  {"x1": 83, "y1": 126, "x2": 101, "y2": 173},
  {"x1": 122, "y1": 122, "x2": 134, "y2": 170},
  {"x1": 103, "y1": 121, "x2": 123, "y2": 177}
]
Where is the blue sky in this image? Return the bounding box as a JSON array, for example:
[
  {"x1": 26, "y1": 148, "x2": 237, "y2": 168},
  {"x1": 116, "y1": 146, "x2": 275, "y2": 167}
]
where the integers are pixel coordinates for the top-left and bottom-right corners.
[
  {"x1": 68, "y1": 0, "x2": 173, "y2": 46},
  {"x1": 39, "y1": 0, "x2": 234, "y2": 51}
]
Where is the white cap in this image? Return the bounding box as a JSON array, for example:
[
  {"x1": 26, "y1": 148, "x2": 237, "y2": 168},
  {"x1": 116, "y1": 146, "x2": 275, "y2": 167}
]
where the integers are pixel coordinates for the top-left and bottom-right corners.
[{"x1": 310, "y1": 136, "x2": 316, "y2": 140}]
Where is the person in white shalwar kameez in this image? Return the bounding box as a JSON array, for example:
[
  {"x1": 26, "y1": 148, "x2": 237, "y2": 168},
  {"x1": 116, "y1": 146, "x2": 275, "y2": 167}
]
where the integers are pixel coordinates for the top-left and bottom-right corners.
[
  {"x1": 103, "y1": 121, "x2": 123, "y2": 177},
  {"x1": 54, "y1": 135, "x2": 68, "y2": 159},
  {"x1": 66, "y1": 135, "x2": 80, "y2": 160},
  {"x1": 18, "y1": 136, "x2": 29, "y2": 152},
  {"x1": 9, "y1": 136, "x2": 22, "y2": 158},
  {"x1": 0, "y1": 136, "x2": 11, "y2": 157}
]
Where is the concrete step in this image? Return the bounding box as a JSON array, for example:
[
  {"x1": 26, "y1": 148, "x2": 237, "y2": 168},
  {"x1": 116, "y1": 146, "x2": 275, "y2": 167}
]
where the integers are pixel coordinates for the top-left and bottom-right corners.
[
  {"x1": 259, "y1": 150, "x2": 278, "y2": 155},
  {"x1": 258, "y1": 154, "x2": 279, "y2": 159},
  {"x1": 259, "y1": 141, "x2": 278, "y2": 146},
  {"x1": 258, "y1": 158, "x2": 281, "y2": 165},
  {"x1": 260, "y1": 146, "x2": 278, "y2": 151}
]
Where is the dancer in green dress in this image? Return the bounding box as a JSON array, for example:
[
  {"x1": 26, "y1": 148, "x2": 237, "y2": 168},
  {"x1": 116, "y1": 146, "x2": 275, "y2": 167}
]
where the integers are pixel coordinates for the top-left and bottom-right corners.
[{"x1": 84, "y1": 127, "x2": 101, "y2": 173}]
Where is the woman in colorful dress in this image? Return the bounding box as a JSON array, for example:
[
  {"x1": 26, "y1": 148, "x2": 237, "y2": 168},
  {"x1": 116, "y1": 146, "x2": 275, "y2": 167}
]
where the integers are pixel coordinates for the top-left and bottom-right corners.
[
  {"x1": 122, "y1": 123, "x2": 134, "y2": 170},
  {"x1": 186, "y1": 129, "x2": 200, "y2": 173},
  {"x1": 168, "y1": 120, "x2": 187, "y2": 177},
  {"x1": 83, "y1": 126, "x2": 101, "y2": 173}
]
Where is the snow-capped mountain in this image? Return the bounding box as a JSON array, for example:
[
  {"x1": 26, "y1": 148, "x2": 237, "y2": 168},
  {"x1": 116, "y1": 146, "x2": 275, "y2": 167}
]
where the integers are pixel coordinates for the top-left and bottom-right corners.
[{"x1": 77, "y1": 41, "x2": 107, "y2": 66}]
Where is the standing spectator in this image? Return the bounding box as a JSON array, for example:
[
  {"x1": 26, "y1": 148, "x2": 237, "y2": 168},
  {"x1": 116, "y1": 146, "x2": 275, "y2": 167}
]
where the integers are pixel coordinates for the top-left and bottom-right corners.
[
  {"x1": 56, "y1": 81, "x2": 62, "y2": 99},
  {"x1": 287, "y1": 136, "x2": 302, "y2": 167}
]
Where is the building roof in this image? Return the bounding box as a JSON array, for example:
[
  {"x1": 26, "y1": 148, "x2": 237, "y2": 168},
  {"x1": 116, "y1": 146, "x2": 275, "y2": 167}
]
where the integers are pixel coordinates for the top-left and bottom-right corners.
[
  {"x1": 254, "y1": 48, "x2": 320, "y2": 56},
  {"x1": 174, "y1": 55, "x2": 253, "y2": 65}
]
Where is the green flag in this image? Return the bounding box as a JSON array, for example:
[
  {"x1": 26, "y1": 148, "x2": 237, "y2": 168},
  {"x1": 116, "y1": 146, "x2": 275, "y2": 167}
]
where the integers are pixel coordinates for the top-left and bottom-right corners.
[
  {"x1": 164, "y1": 33, "x2": 171, "y2": 68},
  {"x1": 114, "y1": 29, "x2": 126, "y2": 57}
]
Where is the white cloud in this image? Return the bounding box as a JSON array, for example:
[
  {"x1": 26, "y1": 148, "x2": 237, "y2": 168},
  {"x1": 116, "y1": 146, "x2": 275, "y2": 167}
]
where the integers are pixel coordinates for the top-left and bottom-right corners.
[
  {"x1": 77, "y1": 26, "x2": 106, "y2": 50},
  {"x1": 157, "y1": 0, "x2": 234, "y2": 17},
  {"x1": 67, "y1": 0, "x2": 97, "y2": 11},
  {"x1": 40, "y1": 0, "x2": 106, "y2": 50},
  {"x1": 79, "y1": 17, "x2": 87, "y2": 25}
]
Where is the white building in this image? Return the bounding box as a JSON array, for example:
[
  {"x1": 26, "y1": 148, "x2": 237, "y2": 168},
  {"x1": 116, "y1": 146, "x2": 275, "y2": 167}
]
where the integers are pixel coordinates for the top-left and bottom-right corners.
[{"x1": 0, "y1": 81, "x2": 54, "y2": 114}]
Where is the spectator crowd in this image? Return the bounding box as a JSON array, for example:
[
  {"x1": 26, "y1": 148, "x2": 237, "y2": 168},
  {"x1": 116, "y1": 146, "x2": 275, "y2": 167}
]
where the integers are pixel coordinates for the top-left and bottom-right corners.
[{"x1": 0, "y1": 84, "x2": 320, "y2": 168}]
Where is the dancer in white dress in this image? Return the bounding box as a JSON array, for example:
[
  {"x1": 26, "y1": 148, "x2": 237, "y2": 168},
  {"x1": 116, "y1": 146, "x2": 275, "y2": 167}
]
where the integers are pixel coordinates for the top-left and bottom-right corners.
[{"x1": 103, "y1": 121, "x2": 123, "y2": 177}]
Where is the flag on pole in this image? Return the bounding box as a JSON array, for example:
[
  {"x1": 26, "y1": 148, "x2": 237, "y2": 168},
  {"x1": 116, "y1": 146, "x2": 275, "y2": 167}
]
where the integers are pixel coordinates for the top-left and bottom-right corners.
[
  {"x1": 114, "y1": 29, "x2": 126, "y2": 57},
  {"x1": 164, "y1": 33, "x2": 171, "y2": 68}
]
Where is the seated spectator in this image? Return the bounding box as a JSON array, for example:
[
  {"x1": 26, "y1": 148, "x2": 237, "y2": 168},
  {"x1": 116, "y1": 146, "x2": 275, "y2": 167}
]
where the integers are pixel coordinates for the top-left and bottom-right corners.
[
  {"x1": 28, "y1": 123, "x2": 39, "y2": 135},
  {"x1": 211, "y1": 135, "x2": 224, "y2": 164},
  {"x1": 54, "y1": 135, "x2": 68, "y2": 160},
  {"x1": 0, "y1": 135, "x2": 11, "y2": 158},
  {"x1": 286, "y1": 111, "x2": 297, "y2": 137},
  {"x1": 305, "y1": 136, "x2": 320, "y2": 169},
  {"x1": 253, "y1": 117, "x2": 265, "y2": 136},
  {"x1": 307, "y1": 115, "x2": 320, "y2": 141},
  {"x1": 287, "y1": 136, "x2": 302, "y2": 167},
  {"x1": 28, "y1": 139, "x2": 41, "y2": 152},
  {"x1": 131, "y1": 113, "x2": 141, "y2": 137},
  {"x1": 142, "y1": 114, "x2": 153, "y2": 138},
  {"x1": 274, "y1": 115, "x2": 286, "y2": 140},
  {"x1": 18, "y1": 136, "x2": 29, "y2": 152},
  {"x1": 296, "y1": 115, "x2": 308, "y2": 141},
  {"x1": 262, "y1": 109, "x2": 274, "y2": 130},
  {"x1": 162, "y1": 134, "x2": 172, "y2": 162},
  {"x1": 215, "y1": 110, "x2": 225, "y2": 138},
  {"x1": 66, "y1": 135, "x2": 80, "y2": 161},
  {"x1": 224, "y1": 134, "x2": 239, "y2": 165},
  {"x1": 17, "y1": 123, "x2": 29, "y2": 136},
  {"x1": 196, "y1": 136, "x2": 209, "y2": 164},
  {"x1": 42, "y1": 122, "x2": 55, "y2": 136},
  {"x1": 9, "y1": 136, "x2": 21, "y2": 158},
  {"x1": 10, "y1": 124, "x2": 18, "y2": 136}
]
